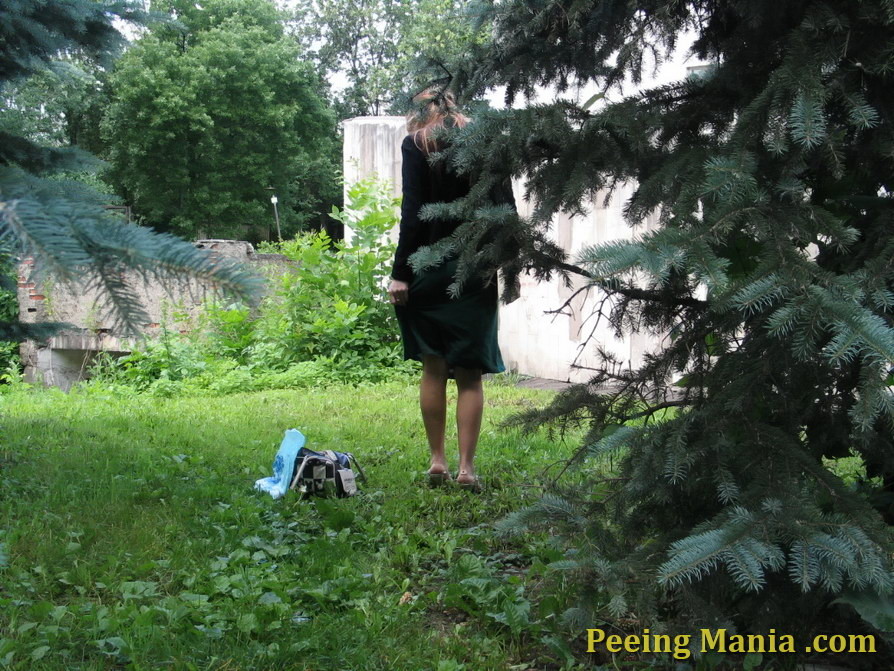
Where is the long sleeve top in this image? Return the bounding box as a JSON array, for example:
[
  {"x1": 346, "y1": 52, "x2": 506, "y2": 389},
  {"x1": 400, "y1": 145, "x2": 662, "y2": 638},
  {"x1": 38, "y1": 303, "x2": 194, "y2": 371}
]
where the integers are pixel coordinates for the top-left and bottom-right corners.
[
  {"x1": 391, "y1": 134, "x2": 469, "y2": 281},
  {"x1": 390, "y1": 133, "x2": 516, "y2": 282}
]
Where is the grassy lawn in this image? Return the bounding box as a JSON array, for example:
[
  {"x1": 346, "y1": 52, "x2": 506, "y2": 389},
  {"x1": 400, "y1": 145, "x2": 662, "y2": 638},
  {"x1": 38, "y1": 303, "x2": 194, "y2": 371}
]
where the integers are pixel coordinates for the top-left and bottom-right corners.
[{"x1": 0, "y1": 379, "x2": 586, "y2": 670}]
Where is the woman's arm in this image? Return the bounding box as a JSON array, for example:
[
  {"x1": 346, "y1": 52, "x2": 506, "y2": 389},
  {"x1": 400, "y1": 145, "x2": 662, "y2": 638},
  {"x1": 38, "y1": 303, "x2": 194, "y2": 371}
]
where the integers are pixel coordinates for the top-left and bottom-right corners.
[{"x1": 390, "y1": 135, "x2": 428, "y2": 282}]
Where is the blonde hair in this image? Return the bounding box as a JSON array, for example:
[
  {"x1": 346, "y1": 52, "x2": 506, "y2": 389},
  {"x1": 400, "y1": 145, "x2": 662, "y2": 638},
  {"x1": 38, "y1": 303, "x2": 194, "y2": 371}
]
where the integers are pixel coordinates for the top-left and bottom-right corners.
[{"x1": 406, "y1": 87, "x2": 470, "y2": 155}]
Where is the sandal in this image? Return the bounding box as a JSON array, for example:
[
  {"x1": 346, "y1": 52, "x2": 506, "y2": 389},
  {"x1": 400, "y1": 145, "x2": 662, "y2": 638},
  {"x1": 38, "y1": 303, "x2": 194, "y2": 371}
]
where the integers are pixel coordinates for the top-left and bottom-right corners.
[
  {"x1": 456, "y1": 470, "x2": 481, "y2": 493},
  {"x1": 427, "y1": 468, "x2": 451, "y2": 487}
]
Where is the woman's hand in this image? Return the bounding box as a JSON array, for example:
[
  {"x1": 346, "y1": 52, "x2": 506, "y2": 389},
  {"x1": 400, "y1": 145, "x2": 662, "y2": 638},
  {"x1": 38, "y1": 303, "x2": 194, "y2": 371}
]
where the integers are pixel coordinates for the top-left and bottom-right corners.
[{"x1": 388, "y1": 279, "x2": 409, "y2": 306}]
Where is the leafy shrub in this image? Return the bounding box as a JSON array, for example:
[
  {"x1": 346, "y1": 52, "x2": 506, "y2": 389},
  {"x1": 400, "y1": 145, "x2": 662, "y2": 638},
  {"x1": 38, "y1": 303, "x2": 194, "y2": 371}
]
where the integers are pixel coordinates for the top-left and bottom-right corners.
[
  {"x1": 248, "y1": 176, "x2": 405, "y2": 373},
  {"x1": 90, "y1": 176, "x2": 418, "y2": 395},
  {"x1": 0, "y1": 256, "x2": 20, "y2": 379}
]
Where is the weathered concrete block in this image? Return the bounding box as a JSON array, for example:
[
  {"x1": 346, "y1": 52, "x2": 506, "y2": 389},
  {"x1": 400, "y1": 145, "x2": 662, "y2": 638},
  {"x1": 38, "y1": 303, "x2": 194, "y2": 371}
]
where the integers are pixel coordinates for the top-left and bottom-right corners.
[{"x1": 17, "y1": 239, "x2": 288, "y2": 390}]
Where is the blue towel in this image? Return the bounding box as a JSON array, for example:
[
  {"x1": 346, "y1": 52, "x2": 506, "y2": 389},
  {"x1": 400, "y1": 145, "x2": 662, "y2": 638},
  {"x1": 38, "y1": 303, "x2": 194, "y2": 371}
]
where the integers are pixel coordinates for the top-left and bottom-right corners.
[{"x1": 254, "y1": 429, "x2": 306, "y2": 499}]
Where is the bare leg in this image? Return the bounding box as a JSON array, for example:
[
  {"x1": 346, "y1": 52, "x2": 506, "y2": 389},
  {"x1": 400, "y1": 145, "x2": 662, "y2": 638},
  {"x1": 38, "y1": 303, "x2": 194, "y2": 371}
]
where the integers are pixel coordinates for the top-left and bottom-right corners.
[
  {"x1": 420, "y1": 355, "x2": 449, "y2": 474},
  {"x1": 454, "y1": 366, "x2": 483, "y2": 483}
]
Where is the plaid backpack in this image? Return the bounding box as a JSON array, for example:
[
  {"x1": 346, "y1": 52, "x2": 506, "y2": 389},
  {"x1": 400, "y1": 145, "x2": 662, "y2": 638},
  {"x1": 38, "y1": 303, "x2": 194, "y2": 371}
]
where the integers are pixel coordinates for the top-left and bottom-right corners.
[{"x1": 288, "y1": 447, "x2": 366, "y2": 498}]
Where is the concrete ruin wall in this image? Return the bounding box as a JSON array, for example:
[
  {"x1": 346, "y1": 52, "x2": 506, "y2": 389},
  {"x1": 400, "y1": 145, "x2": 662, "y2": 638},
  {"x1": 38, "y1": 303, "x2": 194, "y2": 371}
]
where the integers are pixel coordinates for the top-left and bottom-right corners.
[
  {"x1": 343, "y1": 116, "x2": 665, "y2": 383},
  {"x1": 18, "y1": 240, "x2": 289, "y2": 390}
]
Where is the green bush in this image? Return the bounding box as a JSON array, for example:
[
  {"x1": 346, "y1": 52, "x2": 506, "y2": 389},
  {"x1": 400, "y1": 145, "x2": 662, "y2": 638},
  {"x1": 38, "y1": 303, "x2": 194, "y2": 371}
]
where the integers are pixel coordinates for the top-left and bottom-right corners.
[
  {"x1": 243, "y1": 174, "x2": 417, "y2": 382},
  {"x1": 90, "y1": 176, "x2": 418, "y2": 395},
  {"x1": 0, "y1": 256, "x2": 21, "y2": 381}
]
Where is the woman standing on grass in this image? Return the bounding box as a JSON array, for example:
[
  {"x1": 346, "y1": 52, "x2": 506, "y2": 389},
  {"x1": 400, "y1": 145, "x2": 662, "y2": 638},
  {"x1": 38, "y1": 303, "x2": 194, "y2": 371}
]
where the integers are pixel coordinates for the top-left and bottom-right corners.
[{"x1": 388, "y1": 87, "x2": 516, "y2": 491}]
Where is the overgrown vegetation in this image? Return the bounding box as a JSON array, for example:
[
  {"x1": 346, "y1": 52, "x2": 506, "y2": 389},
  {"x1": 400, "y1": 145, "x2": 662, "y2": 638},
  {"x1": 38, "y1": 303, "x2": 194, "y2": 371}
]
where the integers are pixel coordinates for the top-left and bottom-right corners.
[
  {"x1": 290, "y1": 0, "x2": 490, "y2": 118},
  {"x1": 0, "y1": 0, "x2": 261, "y2": 342},
  {"x1": 0, "y1": 257, "x2": 18, "y2": 376},
  {"x1": 103, "y1": 0, "x2": 341, "y2": 240},
  {"x1": 0, "y1": 0, "x2": 493, "y2": 242},
  {"x1": 90, "y1": 176, "x2": 417, "y2": 395},
  {"x1": 6, "y1": 0, "x2": 893, "y2": 667}
]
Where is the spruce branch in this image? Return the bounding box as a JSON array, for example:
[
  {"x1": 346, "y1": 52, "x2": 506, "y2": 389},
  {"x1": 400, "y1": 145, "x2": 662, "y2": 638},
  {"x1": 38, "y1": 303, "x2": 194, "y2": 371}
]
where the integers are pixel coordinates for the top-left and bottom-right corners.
[{"x1": 531, "y1": 248, "x2": 709, "y2": 308}]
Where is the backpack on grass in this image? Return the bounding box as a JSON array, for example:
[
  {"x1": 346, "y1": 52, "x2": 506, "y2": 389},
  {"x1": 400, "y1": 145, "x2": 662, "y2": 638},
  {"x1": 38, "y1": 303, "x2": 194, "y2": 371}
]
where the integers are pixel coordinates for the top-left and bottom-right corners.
[
  {"x1": 254, "y1": 429, "x2": 366, "y2": 499},
  {"x1": 289, "y1": 447, "x2": 366, "y2": 498}
]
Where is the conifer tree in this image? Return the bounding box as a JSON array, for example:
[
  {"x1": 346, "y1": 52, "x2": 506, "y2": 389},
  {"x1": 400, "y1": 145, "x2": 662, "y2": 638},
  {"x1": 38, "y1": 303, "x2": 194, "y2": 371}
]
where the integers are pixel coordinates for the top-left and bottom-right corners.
[
  {"x1": 413, "y1": 0, "x2": 894, "y2": 642},
  {"x1": 0, "y1": 1, "x2": 260, "y2": 339}
]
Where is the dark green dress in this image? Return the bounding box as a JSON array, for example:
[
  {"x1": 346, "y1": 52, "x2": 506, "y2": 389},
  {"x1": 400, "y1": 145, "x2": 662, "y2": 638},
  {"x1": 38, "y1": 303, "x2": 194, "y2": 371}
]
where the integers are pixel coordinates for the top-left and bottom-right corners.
[{"x1": 391, "y1": 133, "x2": 511, "y2": 374}]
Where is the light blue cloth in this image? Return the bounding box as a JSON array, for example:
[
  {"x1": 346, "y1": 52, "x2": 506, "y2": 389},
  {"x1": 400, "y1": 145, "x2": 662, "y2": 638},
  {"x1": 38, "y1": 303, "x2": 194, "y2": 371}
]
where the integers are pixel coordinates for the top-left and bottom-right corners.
[{"x1": 254, "y1": 429, "x2": 307, "y2": 499}]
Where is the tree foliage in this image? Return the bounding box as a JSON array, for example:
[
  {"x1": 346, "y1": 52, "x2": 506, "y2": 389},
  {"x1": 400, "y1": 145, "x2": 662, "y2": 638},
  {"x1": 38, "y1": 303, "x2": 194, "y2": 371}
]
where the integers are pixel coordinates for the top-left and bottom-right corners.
[
  {"x1": 291, "y1": 0, "x2": 489, "y2": 118},
  {"x1": 102, "y1": 0, "x2": 340, "y2": 241},
  {"x1": 0, "y1": 0, "x2": 261, "y2": 338},
  {"x1": 420, "y1": 0, "x2": 894, "y2": 643},
  {"x1": 0, "y1": 55, "x2": 108, "y2": 156}
]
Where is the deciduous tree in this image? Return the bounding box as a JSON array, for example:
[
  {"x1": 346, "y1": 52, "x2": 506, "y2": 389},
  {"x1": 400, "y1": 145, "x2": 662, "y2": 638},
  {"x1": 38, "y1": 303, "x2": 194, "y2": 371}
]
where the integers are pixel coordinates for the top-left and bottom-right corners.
[
  {"x1": 292, "y1": 0, "x2": 489, "y2": 118},
  {"x1": 0, "y1": 0, "x2": 259, "y2": 340},
  {"x1": 103, "y1": 0, "x2": 340, "y2": 240}
]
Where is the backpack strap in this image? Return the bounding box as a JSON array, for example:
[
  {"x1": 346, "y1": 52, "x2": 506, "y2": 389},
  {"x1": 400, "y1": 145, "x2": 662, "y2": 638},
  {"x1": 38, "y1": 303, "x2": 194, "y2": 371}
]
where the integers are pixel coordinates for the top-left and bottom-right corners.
[
  {"x1": 325, "y1": 449, "x2": 366, "y2": 483},
  {"x1": 346, "y1": 453, "x2": 367, "y2": 482},
  {"x1": 289, "y1": 455, "x2": 310, "y2": 490}
]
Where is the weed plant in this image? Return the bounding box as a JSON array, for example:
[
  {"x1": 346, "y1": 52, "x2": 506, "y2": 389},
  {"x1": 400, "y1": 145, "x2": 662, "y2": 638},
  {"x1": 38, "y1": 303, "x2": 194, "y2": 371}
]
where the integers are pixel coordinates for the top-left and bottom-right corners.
[{"x1": 0, "y1": 256, "x2": 19, "y2": 377}]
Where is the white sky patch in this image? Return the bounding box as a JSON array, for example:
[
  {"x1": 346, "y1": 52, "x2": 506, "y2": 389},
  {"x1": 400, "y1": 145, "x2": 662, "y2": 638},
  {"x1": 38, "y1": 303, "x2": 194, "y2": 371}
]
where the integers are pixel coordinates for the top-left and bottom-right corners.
[{"x1": 488, "y1": 29, "x2": 704, "y2": 110}]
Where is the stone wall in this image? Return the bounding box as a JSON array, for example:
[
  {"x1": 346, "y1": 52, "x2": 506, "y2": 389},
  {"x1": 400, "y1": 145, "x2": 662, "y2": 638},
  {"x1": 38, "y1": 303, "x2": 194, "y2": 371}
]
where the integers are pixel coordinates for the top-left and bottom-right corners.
[{"x1": 18, "y1": 240, "x2": 288, "y2": 390}]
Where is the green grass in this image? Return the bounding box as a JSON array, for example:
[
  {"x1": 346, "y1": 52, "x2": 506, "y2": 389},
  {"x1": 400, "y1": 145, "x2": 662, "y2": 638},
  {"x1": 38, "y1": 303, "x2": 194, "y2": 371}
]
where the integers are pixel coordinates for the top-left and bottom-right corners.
[{"x1": 0, "y1": 380, "x2": 587, "y2": 670}]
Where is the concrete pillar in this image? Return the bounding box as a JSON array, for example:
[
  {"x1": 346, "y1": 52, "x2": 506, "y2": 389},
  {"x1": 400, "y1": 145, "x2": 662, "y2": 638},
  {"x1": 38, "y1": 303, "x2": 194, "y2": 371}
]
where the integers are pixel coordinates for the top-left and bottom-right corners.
[{"x1": 342, "y1": 116, "x2": 407, "y2": 246}]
